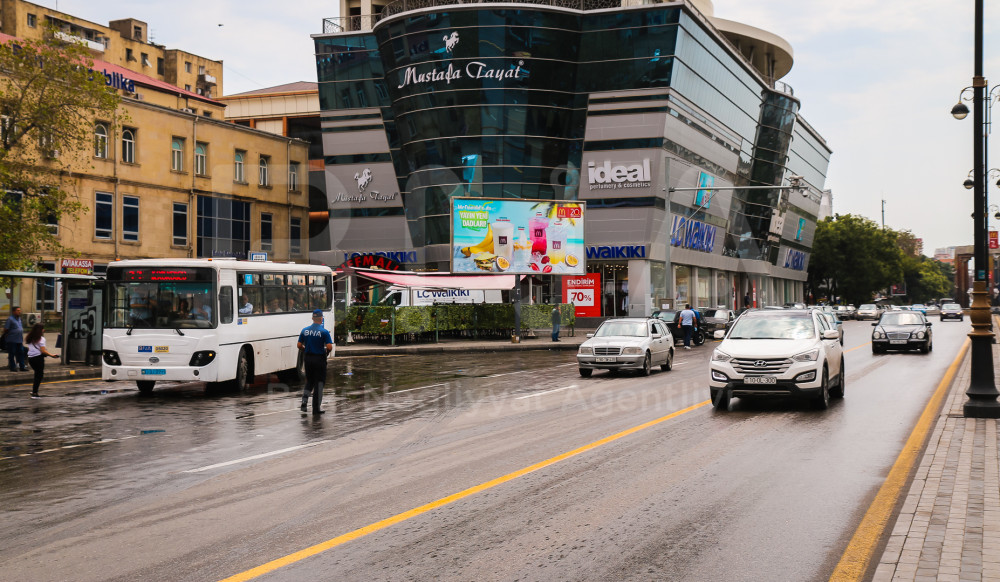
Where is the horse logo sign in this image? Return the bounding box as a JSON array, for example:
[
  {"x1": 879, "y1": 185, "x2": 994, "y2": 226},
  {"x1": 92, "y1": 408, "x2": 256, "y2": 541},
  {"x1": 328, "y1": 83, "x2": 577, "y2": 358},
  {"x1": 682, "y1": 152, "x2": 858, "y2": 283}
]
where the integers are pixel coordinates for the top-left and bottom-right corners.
[
  {"x1": 355, "y1": 168, "x2": 373, "y2": 193},
  {"x1": 443, "y1": 32, "x2": 459, "y2": 53}
]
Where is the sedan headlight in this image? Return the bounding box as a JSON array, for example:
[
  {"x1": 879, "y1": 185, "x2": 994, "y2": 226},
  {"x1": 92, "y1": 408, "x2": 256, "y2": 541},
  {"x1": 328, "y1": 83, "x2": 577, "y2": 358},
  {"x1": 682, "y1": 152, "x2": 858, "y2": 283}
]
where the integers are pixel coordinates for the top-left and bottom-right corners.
[
  {"x1": 873, "y1": 330, "x2": 884, "y2": 339},
  {"x1": 791, "y1": 348, "x2": 820, "y2": 362},
  {"x1": 578, "y1": 346, "x2": 594, "y2": 355},
  {"x1": 913, "y1": 331, "x2": 926, "y2": 339},
  {"x1": 622, "y1": 347, "x2": 643, "y2": 355},
  {"x1": 712, "y1": 349, "x2": 732, "y2": 363}
]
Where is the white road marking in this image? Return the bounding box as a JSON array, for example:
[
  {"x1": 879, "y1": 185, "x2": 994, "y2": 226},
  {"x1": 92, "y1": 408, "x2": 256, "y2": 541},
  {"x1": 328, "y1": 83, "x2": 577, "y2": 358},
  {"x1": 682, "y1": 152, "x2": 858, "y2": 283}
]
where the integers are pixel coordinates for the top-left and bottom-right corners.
[
  {"x1": 0, "y1": 435, "x2": 141, "y2": 461},
  {"x1": 182, "y1": 440, "x2": 331, "y2": 473},
  {"x1": 391, "y1": 383, "x2": 447, "y2": 394},
  {"x1": 516, "y1": 384, "x2": 578, "y2": 400}
]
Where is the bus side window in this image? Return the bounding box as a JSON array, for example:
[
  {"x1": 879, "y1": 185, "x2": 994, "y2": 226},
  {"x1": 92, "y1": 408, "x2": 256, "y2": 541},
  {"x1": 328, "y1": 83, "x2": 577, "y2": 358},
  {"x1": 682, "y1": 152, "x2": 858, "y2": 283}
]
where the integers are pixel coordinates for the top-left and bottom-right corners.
[{"x1": 220, "y1": 286, "x2": 234, "y2": 324}]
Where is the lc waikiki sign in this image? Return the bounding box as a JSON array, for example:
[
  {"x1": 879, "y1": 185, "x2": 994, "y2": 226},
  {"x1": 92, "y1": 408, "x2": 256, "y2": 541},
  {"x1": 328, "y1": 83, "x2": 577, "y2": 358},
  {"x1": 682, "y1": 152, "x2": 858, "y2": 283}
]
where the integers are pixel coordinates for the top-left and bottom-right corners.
[
  {"x1": 670, "y1": 216, "x2": 717, "y2": 253},
  {"x1": 587, "y1": 159, "x2": 651, "y2": 191}
]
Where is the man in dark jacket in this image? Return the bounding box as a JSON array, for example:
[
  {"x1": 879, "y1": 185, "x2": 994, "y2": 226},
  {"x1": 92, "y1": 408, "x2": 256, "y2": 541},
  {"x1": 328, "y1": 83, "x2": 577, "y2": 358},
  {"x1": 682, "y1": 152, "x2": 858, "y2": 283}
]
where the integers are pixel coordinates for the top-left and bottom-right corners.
[
  {"x1": 5, "y1": 306, "x2": 26, "y2": 371},
  {"x1": 551, "y1": 306, "x2": 561, "y2": 342}
]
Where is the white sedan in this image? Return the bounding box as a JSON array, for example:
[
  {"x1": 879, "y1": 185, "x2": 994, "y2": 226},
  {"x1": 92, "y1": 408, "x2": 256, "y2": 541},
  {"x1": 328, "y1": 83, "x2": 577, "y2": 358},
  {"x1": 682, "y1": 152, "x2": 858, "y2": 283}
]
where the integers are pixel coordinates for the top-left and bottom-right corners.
[{"x1": 577, "y1": 318, "x2": 674, "y2": 377}]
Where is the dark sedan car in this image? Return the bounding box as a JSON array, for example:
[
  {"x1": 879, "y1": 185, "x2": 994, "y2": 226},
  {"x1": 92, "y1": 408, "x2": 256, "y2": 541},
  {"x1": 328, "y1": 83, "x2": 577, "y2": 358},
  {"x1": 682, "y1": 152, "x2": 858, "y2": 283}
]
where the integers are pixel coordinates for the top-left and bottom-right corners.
[
  {"x1": 939, "y1": 303, "x2": 964, "y2": 321},
  {"x1": 699, "y1": 308, "x2": 736, "y2": 335},
  {"x1": 872, "y1": 311, "x2": 933, "y2": 354}
]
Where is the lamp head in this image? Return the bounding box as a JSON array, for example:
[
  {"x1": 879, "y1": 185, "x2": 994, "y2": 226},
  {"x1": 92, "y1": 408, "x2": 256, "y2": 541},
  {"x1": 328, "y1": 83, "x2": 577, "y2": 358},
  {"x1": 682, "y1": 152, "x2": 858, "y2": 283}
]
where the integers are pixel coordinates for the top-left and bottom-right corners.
[
  {"x1": 952, "y1": 102, "x2": 970, "y2": 120},
  {"x1": 965, "y1": 178, "x2": 975, "y2": 190}
]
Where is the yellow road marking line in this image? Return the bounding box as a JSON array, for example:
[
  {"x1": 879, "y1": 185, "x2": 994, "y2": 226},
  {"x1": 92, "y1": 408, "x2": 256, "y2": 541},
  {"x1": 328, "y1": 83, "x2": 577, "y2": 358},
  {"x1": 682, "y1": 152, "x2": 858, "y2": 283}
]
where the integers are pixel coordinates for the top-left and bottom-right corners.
[
  {"x1": 829, "y1": 337, "x2": 969, "y2": 581},
  {"x1": 5, "y1": 376, "x2": 94, "y2": 388},
  {"x1": 219, "y1": 400, "x2": 711, "y2": 582}
]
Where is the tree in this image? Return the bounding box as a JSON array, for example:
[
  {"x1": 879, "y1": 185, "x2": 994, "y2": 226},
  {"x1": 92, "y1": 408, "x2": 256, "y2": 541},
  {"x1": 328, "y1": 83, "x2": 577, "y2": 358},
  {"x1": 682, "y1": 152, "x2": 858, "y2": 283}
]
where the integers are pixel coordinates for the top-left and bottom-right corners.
[
  {"x1": 0, "y1": 29, "x2": 121, "y2": 271},
  {"x1": 807, "y1": 214, "x2": 904, "y2": 305}
]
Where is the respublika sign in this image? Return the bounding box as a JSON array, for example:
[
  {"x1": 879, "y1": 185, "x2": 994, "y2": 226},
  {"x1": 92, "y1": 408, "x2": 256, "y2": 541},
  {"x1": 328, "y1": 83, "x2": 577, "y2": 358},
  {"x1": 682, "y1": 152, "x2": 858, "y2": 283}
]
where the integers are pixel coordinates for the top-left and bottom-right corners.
[
  {"x1": 670, "y1": 216, "x2": 717, "y2": 253},
  {"x1": 587, "y1": 159, "x2": 651, "y2": 191}
]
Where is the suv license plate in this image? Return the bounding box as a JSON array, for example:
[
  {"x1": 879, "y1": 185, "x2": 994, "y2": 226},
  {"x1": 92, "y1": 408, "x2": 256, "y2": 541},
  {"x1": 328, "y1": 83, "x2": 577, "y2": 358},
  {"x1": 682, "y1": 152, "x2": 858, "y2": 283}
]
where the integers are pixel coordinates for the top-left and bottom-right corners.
[
  {"x1": 744, "y1": 376, "x2": 776, "y2": 385},
  {"x1": 595, "y1": 357, "x2": 616, "y2": 363}
]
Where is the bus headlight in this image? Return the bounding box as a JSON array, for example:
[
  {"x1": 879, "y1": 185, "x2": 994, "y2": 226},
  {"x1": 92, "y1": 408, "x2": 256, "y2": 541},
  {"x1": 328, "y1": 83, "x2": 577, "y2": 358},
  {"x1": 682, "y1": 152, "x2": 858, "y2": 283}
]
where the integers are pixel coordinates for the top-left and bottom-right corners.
[
  {"x1": 102, "y1": 350, "x2": 121, "y2": 366},
  {"x1": 189, "y1": 351, "x2": 217, "y2": 367}
]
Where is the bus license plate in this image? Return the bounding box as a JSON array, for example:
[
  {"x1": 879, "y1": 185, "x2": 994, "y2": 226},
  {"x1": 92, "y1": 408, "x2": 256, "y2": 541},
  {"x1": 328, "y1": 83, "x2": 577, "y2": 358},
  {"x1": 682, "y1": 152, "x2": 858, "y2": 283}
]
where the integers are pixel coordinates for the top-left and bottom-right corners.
[
  {"x1": 595, "y1": 357, "x2": 616, "y2": 363},
  {"x1": 744, "y1": 376, "x2": 776, "y2": 385},
  {"x1": 142, "y1": 369, "x2": 166, "y2": 375}
]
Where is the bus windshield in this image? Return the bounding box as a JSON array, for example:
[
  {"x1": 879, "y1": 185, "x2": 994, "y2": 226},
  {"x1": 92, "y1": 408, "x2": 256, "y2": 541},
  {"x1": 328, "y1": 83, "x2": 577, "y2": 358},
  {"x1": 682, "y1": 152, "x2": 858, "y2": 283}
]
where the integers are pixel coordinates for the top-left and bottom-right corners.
[{"x1": 106, "y1": 267, "x2": 216, "y2": 329}]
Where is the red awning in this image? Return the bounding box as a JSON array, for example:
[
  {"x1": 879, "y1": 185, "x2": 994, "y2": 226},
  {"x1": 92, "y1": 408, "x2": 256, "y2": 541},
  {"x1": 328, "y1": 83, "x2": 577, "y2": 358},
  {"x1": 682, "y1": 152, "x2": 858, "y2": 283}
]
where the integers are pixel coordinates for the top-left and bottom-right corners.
[{"x1": 355, "y1": 270, "x2": 518, "y2": 290}]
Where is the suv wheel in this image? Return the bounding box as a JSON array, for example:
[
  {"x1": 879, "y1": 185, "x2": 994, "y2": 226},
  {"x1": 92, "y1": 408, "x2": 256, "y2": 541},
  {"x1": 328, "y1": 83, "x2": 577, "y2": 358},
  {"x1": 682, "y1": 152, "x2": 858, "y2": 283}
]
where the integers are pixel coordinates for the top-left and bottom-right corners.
[
  {"x1": 815, "y1": 367, "x2": 830, "y2": 410},
  {"x1": 830, "y1": 357, "x2": 845, "y2": 398}
]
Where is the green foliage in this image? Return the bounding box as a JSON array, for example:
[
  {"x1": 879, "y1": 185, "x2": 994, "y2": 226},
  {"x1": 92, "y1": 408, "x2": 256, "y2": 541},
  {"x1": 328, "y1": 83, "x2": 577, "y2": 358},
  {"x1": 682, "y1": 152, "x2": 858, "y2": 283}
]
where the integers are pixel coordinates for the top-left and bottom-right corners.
[
  {"x1": 807, "y1": 214, "x2": 904, "y2": 305},
  {"x1": 338, "y1": 303, "x2": 575, "y2": 338},
  {"x1": 0, "y1": 28, "x2": 122, "y2": 271},
  {"x1": 904, "y1": 259, "x2": 953, "y2": 303}
]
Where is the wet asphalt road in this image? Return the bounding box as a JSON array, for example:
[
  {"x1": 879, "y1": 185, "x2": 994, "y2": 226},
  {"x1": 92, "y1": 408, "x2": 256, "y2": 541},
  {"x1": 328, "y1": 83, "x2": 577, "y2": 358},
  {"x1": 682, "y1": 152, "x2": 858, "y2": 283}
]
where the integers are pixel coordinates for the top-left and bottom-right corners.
[{"x1": 0, "y1": 319, "x2": 972, "y2": 581}]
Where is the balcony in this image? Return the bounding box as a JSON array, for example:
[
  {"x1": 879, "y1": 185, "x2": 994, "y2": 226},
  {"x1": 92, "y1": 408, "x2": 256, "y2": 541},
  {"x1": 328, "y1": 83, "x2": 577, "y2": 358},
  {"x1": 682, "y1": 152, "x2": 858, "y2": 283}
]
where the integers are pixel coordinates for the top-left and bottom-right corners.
[
  {"x1": 198, "y1": 73, "x2": 217, "y2": 86},
  {"x1": 54, "y1": 30, "x2": 105, "y2": 52}
]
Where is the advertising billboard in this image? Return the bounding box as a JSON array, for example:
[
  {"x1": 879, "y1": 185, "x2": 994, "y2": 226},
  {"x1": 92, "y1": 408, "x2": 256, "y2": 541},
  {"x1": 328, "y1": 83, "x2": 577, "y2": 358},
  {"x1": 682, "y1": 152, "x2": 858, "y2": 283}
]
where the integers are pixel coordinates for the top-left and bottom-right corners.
[{"x1": 451, "y1": 198, "x2": 585, "y2": 274}]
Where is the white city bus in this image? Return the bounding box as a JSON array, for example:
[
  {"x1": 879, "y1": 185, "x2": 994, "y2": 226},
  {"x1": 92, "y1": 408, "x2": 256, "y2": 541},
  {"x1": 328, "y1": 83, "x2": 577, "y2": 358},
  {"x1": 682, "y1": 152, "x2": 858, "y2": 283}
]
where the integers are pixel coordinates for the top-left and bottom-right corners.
[{"x1": 101, "y1": 258, "x2": 335, "y2": 394}]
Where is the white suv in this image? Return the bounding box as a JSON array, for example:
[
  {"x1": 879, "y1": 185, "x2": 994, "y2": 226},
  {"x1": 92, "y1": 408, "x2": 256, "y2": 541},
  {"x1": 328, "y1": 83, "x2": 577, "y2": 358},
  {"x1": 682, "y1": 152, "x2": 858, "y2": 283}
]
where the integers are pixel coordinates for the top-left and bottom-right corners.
[{"x1": 709, "y1": 309, "x2": 844, "y2": 410}]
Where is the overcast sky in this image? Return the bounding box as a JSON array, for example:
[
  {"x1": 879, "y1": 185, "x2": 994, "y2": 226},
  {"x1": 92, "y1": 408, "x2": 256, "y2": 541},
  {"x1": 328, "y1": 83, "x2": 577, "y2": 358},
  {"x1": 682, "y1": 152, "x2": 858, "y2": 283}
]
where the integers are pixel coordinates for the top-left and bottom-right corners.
[{"x1": 51, "y1": 0, "x2": 1000, "y2": 256}]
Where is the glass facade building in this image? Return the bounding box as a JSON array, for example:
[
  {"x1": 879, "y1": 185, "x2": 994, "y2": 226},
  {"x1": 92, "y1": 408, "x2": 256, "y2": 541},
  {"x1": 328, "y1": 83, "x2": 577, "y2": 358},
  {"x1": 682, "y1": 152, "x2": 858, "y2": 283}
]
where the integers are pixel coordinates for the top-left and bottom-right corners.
[{"x1": 313, "y1": 0, "x2": 831, "y2": 317}]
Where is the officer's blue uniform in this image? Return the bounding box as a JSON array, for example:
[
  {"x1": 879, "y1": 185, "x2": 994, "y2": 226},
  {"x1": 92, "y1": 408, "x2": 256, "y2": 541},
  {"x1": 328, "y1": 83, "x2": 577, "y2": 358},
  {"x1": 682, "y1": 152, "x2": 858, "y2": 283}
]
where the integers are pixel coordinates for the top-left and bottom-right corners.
[{"x1": 298, "y1": 311, "x2": 333, "y2": 413}]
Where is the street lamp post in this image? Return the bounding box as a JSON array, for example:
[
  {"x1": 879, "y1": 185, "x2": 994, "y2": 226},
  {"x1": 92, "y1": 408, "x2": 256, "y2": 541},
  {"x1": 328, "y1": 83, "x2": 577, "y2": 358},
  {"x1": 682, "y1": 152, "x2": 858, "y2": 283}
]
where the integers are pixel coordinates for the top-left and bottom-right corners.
[{"x1": 951, "y1": 0, "x2": 1000, "y2": 418}]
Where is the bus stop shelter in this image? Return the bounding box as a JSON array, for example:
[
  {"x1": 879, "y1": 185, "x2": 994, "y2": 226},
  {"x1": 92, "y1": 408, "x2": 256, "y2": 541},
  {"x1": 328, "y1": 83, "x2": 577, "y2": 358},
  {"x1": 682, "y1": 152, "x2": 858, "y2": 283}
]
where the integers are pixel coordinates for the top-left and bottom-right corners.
[{"x1": 0, "y1": 271, "x2": 103, "y2": 365}]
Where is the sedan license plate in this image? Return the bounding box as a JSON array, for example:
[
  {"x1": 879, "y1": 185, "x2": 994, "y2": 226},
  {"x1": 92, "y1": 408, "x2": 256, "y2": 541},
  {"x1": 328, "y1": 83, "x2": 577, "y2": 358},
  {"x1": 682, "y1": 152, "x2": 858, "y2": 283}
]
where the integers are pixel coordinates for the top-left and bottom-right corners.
[
  {"x1": 889, "y1": 340, "x2": 908, "y2": 345},
  {"x1": 142, "y1": 369, "x2": 166, "y2": 375},
  {"x1": 744, "y1": 376, "x2": 776, "y2": 385},
  {"x1": 595, "y1": 357, "x2": 617, "y2": 363}
]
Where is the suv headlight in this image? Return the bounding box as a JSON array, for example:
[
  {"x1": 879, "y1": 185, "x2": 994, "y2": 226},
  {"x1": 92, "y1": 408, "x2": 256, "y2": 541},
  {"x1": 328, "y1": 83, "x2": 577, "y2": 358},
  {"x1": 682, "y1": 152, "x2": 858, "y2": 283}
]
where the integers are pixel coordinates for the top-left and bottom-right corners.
[
  {"x1": 622, "y1": 347, "x2": 642, "y2": 355},
  {"x1": 578, "y1": 346, "x2": 594, "y2": 355},
  {"x1": 791, "y1": 348, "x2": 820, "y2": 362},
  {"x1": 712, "y1": 349, "x2": 732, "y2": 363}
]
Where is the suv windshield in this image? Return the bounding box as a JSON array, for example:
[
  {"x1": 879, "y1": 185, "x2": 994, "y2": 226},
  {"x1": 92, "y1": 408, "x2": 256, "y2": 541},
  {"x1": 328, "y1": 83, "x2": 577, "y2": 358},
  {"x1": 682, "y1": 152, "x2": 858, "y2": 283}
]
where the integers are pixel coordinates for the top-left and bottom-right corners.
[
  {"x1": 595, "y1": 321, "x2": 647, "y2": 337},
  {"x1": 726, "y1": 312, "x2": 816, "y2": 340},
  {"x1": 106, "y1": 266, "x2": 216, "y2": 329},
  {"x1": 880, "y1": 312, "x2": 924, "y2": 326}
]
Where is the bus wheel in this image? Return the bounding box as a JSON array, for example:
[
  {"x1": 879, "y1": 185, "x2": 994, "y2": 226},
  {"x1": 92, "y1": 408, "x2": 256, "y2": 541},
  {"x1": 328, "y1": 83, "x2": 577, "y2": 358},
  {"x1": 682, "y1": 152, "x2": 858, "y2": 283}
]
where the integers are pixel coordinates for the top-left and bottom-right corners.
[
  {"x1": 232, "y1": 348, "x2": 251, "y2": 391},
  {"x1": 136, "y1": 381, "x2": 155, "y2": 395},
  {"x1": 277, "y1": 352, "x2": 305, "y2": 383}
]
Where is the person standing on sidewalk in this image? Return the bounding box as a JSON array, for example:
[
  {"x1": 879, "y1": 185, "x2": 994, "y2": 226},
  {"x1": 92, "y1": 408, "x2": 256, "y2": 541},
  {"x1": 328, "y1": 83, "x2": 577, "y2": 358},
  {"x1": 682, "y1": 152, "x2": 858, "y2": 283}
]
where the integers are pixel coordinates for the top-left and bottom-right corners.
[
  {"x1": 679, "y1": 304, "x2": 697, "y2": 349},
  {"x1": 297, "y1": 309, "x2": 333, "y2": 415},
  {"x1": 24, "y1": 323, "x2": 58, "y2": 398},
  {"x1": 551, "y1": 306, "x2": 561, "y2": 342},
  {"x1": 5, "y1": 306, "x2": 27, "y2": 372}
]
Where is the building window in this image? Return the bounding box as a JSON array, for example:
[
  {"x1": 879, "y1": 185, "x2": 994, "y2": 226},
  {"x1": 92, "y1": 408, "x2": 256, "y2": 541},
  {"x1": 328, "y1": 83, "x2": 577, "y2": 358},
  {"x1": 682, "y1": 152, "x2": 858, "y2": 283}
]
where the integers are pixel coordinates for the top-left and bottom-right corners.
[
  {"x1": 184, "y1": 84, "x2": 191, "y2": 92},
  {"x1": 157, "y1": 57, "x2": 164, "y2": 75},
  {"x1": 290, "y1": 217, "x2": 301, "y2": 255},
  {"x1": 234, "y1": 150, "x2": 245, "y2": 182},
  {"x1": 35, "y1": 263, "x2": 55, "y2": 312},
  {"x1": 196, "y1": 196, "x2": 251, "y2": 259},
  {"x1": 259, "y1": 155, "x2": 270, "y2": 186},
  {"x1": 95, "y1": 123, "x2": 108, "y2": 158},
  {"x1": 27, "y1": 13, "x2": 36, "y2": 27},
  {"x1": 122, "y1": 196, "x2": 139, "y2": 242},
  {"x1": 260, "y1": 213, "x2": 273, "y2": 251},
  {"x1": 171, "y1": 138, "x2": 184, "y2": 171},
  {"x1": 95, "y1": 192, "x2": 113, "y2": 239},
  {"x1": 141, "y1": 52, "x2": 150, "y2": 67},
  {"x1": 173, "y1": 202, "x2": 188, "y2": 246},
  {"x1": 185, "y1": 61, "x2": 192, "y2": 73},
  {"x1": 195, "y1": 142, "x2": 207, "y2": 176},
  {"x1": 289, "y1": 162, "x2": 300, "y2": 191},
  {"x1": 199, "y1": 65, "x2": 206, "y2": 75},
  {"x1": 125, "y1": 48, "x2": 136, "y2": 62},
  {"x1": 122, "y1": 128, "x2": 135, "y2": 163},
  {"x1": 133, "y1": 25, "x2": 142, "y2": 40}
]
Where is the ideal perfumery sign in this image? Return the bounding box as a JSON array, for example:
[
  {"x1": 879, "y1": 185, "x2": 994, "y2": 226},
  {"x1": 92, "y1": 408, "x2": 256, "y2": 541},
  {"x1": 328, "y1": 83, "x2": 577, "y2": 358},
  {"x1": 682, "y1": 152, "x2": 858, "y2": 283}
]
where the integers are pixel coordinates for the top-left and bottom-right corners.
[
  {"x1": 396, "y1": 31, "x2": 527, "y2": 90},
  {"x1": 586, "y1": 159, "x2": 652, "y2": 191}
]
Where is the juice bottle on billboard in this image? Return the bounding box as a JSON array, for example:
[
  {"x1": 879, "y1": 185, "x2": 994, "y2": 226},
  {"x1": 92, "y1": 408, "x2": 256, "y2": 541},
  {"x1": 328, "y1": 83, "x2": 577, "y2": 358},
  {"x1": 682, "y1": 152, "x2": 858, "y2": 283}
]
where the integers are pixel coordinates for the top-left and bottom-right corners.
[
  {"x1": 492, "y1": 218, "x2": 514, "y2": 262},
  {"x1": 514, "y1": 227, "x2": 530, "y2": 267},
  {"x1": 529, "y1": 212, "x2": 549, "y2": 255},
  {"x1": 547, "y1": 220, "x2": 567, "y2": 264}
]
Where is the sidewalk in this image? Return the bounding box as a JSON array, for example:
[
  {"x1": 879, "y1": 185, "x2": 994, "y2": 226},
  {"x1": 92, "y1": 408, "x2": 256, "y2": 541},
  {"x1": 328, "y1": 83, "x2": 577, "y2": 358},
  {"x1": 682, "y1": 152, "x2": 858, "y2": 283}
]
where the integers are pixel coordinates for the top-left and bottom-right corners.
[
  {"x1": 0, "y1": 329, "x2": 591, "y2": 387},
  {"x1": 873, "y1": 336, "x2": 1000, "y2": 581}
]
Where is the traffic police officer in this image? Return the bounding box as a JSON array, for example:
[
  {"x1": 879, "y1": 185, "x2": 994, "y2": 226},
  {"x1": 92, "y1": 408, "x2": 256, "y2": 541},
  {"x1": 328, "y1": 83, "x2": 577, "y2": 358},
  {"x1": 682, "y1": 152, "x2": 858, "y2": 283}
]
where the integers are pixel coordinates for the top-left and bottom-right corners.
[{"x1": 297, "y1": 309, "x2": 333, "y2": 414}]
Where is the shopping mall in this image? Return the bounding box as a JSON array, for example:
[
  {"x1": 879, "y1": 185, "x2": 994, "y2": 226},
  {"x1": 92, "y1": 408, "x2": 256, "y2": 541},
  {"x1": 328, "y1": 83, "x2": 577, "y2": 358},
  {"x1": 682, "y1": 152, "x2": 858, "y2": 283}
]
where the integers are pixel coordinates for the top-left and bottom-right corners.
[{"x1": 311, "y1": 0, "x2": 832, "y2": 317}]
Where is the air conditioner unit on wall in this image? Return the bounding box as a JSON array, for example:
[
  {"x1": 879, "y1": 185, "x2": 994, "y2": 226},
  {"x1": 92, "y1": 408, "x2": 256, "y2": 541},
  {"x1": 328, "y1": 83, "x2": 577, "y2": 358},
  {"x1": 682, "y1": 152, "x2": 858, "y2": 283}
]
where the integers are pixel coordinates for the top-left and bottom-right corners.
[{"x1": 25, "y1": 312, "x2": 42, "y2": 326}]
